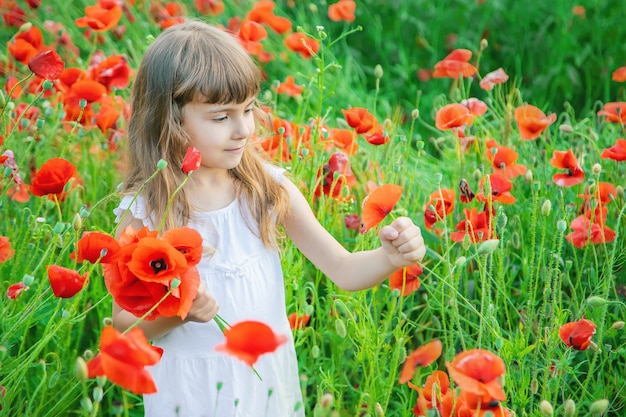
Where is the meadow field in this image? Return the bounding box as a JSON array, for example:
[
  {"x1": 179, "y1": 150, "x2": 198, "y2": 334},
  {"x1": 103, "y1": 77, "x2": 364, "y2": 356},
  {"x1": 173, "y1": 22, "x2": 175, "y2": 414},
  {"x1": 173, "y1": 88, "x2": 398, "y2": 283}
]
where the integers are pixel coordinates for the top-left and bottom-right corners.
[{"x1": 1, "y1": 0, "x2": 625, "y2": 416}]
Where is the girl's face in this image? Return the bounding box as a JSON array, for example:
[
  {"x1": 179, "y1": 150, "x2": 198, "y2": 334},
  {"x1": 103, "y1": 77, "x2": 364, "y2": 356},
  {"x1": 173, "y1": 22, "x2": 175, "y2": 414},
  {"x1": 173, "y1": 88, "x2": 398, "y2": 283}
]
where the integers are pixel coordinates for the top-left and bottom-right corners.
[{"x1": 181, "y1": 97, "x2": 256, "y2": 172}]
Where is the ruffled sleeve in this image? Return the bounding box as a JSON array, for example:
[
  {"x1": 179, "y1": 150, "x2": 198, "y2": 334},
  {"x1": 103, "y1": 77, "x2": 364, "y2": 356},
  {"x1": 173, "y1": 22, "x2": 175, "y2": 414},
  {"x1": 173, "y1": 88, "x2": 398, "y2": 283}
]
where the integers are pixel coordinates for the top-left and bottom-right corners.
[
  {"x1": 265, "y1": 163, "x2": 287, "y2": 184},
  {"x1": 113, "y1": 195, "x2": 155, "y2": 228}
]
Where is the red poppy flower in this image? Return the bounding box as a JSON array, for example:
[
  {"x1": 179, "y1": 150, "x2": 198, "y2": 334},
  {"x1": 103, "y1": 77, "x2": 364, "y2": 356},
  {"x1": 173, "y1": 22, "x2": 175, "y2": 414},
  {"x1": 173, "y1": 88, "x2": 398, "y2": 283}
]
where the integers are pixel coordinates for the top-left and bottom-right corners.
[
  {"x1": 75, "y1": 0, "x2": 123, "y2": 32},
  {"x1": 578, "y1": 182, "x2": 616, "y2": 221},
  {"x1": 161, "y1": 226, "x2": 204, "y2": 266},
  {"x1": 514, "y1": 104, "x2": 557, "y2": 140},
  {"x1": 325, "y1": 128, "x2": 358, "y2": 156},
  {"x1": 424, "y1": 188, "x2": 456, "y2": 230},
  {"x1": 398, "y1": 340, "x2": 442, "y2": 383},
  {"x1": 342, "y1": 107, "x2": 376, "y2": 134},
  {"x1": 314, "y1": 152, "x2": 356, "y2": 200},
  {"x1": 458, "y1": 179, "x2": 475, "y2": 204},
  {"x1": 0, "y1": 236, "x2": 15, "y2": 263},
  {"x1": 461, "y1": 98, "x2": 487, "y2": 117},
  {"x1": 550, "y1": 149, "x2": 585, "y2": 187},
  {"x1": 7, "y1": 282, "x2": 28, "y2": 299},
  {"x1": 457, "y1": 390, "x2": 513, "y2": 417},
  {"x1": 477, "y1": 174, "x2": 516, "y2": 204},
  {"x1": 288, "y1": 312, "x2": 310, "y2": 330},
  {"x1": 90, "y1": 54, "x2": 131, "y2": 91},
  {"x1": 104, "y1": 226, "x2": 201, "y2": 320},
  {"x1": 182, "y1": 146, "x2": 202, "y2": 174},
  {"x1": 450, "y1": 208, "x2": 494, "y2": 243},
  {"x1": 480, "y1": 67, "x2": 509, "y2": 90},
  {"x1": 601, "y1": 138, "x2": 626, "y2": 161},
  {"x1": 485, "y1": 139, "x2": 527, "y2": 179},
  {"x1": 409, "y1": 369, "x2": 450, "y2": 416},
  {"x1": 328, "y1": 0, "x2": 356, "y2": 22},
  {"x1": 565, "y1": 215, "x2": 616, "y2": 248},
  {"x1": 71, "y1": 231, "x2": 120, "y2": 264},
  {"x1": 559, "y1": 318, "x2": 596, "y2": 350},
  {"x1": 194, "y1": 0, "x2": 224, "y2": 15},
  {"x1": 435, "y1": 103, "x2": 474, "y2": 130},
  {"x1": 363, "y1": 123, "x2": 390, "y2": 145},
  {"x1": 28, "y1": 49, "x2": 65, "y2": 81},
  {"x1": 2, "y1": 1, "x2": 26, "y2": 27},
  {"x1": 30, "y1": 158, "x2": 77, "y2": 198},
  {"x1": 446, "y1": 349, "x2": 507, "y2": 403},
  {"x1": 597, "y1": 102, "x2": 626, "y2": 124},
  {"x1": 284, "y1": 32, "x2": 319, "y2": 58},
  {"x1": 46, "y1": 265, "x2": 88, "y2": 298},
  {"x1": 237, "y1": 20, "x2": 268, "y2": 55},
  {"x1": 215, "y1": 320, "x2": 288, "y2": 366},
  {"x1": 274, "y1": 75, "x2": 304, "y2": 96},
  {"x1": 389, "y1": 263, "x2": 422, "y2": 296},
  {"x1": 87, "y1": 326, "x2": 162, "y2": 394},
  {"x1": 361, "y1": 184, "x2": 403, "y2": 232},
  {"x1": 245, "y1": 0, "x2": 292, "y2": 34},
  {"x1": 613, "y1": 66, "x2": 626, "y2": 82},
  {"x1": 433, "y1": 49, "x2": 477, "y2": 79}
]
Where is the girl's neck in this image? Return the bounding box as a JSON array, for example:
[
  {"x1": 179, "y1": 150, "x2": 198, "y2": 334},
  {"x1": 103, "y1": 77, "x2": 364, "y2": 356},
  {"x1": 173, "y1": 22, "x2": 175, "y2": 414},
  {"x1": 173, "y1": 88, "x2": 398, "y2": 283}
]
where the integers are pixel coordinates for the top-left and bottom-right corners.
[{"x1": 186, "y1": 169, "x2": 237, "y2": 212}]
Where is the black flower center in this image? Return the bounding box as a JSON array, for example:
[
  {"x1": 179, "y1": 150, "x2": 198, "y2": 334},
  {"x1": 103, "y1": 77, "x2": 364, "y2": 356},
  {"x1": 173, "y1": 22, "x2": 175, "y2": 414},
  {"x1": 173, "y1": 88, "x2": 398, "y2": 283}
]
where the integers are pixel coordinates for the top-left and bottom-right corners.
[{"x1": 150, "y1": 258, "x2": 168, "y2": 274}]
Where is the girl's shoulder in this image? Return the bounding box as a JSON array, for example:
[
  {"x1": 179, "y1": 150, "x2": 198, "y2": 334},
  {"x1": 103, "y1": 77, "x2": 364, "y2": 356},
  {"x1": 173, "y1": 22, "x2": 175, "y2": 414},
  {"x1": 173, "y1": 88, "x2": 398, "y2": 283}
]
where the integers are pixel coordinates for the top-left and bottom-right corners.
[
  {"x1": 264, "y1": 162, "x2": 287, "y2": 183},
  {"x1": 113, "y1": 194, "x2": 155, "y2": 228}
]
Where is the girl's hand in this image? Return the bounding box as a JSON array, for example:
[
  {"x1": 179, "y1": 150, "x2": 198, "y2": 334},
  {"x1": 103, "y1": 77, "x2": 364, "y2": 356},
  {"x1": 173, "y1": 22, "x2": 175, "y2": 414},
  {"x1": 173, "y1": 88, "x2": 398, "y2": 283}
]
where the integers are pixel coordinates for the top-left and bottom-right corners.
[
  {"x1": 185, "y1": 281, "x2": 220, "y2": 323},
  {"x1": 379, "y1": 217, "x2": 426, "y2": 268}
]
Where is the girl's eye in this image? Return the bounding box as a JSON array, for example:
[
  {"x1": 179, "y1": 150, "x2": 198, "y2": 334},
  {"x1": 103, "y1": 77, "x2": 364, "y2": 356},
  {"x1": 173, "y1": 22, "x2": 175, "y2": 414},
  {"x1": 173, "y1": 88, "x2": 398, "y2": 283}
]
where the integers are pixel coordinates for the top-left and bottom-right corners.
[
  {"x1": 213, "y1": 116, "x2": 228, "y2": 122},
  {"x1": 245, "y1": 107, "x2": 254, "y2": 114}
]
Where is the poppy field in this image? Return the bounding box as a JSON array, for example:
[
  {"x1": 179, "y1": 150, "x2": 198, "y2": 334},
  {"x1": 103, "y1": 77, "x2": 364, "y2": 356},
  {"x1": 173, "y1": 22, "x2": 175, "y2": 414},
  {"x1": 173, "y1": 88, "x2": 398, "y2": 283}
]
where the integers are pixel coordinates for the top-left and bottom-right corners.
[{"x1": 1, "y1": 1, "x2": 626, "y2": 416}]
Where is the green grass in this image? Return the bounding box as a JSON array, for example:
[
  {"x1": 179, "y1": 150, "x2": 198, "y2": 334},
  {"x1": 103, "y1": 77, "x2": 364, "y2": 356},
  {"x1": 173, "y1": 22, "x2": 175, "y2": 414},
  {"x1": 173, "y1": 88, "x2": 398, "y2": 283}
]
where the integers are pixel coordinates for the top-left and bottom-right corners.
[{"x1": 1, "y1": 1, "x2": 626, "y2": 416}]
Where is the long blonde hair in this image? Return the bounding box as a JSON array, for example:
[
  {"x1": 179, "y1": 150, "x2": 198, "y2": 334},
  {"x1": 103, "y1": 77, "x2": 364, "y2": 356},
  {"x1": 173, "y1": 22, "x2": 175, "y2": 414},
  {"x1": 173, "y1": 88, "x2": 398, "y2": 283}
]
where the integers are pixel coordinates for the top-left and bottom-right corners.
[{"x1": 123, "y1": 19, "x2": 289, "y2": 246}]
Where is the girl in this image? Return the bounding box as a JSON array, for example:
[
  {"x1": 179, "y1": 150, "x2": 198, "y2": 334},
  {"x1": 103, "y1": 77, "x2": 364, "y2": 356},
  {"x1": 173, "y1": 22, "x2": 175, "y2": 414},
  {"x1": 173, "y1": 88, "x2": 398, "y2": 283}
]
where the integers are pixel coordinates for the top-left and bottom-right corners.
[{"x1": 112, "y1": 19, "x2": 426, "y2": 417}]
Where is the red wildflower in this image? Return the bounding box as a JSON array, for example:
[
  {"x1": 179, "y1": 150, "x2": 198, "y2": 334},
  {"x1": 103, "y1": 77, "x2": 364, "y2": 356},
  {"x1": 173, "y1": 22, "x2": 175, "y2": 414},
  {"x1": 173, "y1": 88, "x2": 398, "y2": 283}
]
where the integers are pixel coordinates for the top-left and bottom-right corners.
[
  {"x1": 363, "y1": 123, "x2": 390, "y2": 145},
  {"x1": 361, "y1": 184, "x2": 403, "y2": 232},
  {"x1": 409, "y1": 370, "x2": 450, "y2": 416},
  {"x1": 424, "y1": 188, "x2": 455, "y2": 230},
  {"x1": 75, "y1": 0, "x2": 123, "y2": 32},
  {"x1": 458, "y1": 179, "x2": 475, "y2": 203},
  {"x1": 288, "y1": 313, "x2": 310, "y2": 330},
  {"x1": 246, "y1": 0, "x2": 292, "y2": 34},
  {"x1": 461, "y1": 98, "x2": 487, "y2": 117},
  {"x1": 480, "y1": 67, "x2": 509, "y2": 90},
  {"x1": 435, "y1": 103, "x2": 474, "y2": 130},
  {"x1": 237, "y1": 20, "x2": 268, "y2": 55},
  {"x1": 314, "y1": 152, "x2": 356, "y2": 200},
  {"x1": 399, "y1": 340, "x2": 442, "y2": 383},
  {"x1": 550, "y1": 149, "x2": 585, "y2": 187},
  {"x1": 215, "y1": 320, "x2": 288, "y2": 366},
  {"x1": 446, "y1": 349, "x2": 507, "y2": 403},
  {"x1": 7, "y1": 282, "x2": 28, "y2": 299},
  {"x1": 90, "y1": 54, "x2": 131, "y2": 91},
  {"x1": 342, "y1": 107, "x2": 376, "y2": 133},
  {"x1": 325, "y1": 128, "x2": 358, "y2": 156},
  {"x1": 601, "y1": 138, "x2": 626, "y2": 161},
  {"x1": 559, "y1": 318, "x2": 596, "y2": 350},
  {"x1": 182, "y1": 146, "x2": 202, "y2": 174},
  {"x1": 514, "y1": 104, "x2": 557, "y2": 140},
  {"x1": 284, "y1": 32, "x2": 319, "y2": 58},
  {"x1": 46, "y1": 265, "x2": 88, "y2": 298},
  {"x1": 433, "y1": 49, "x2": 477, "y2": 79},
  {"x1": 328, "y1": 0, "x2": 356, "y2": 22},
  {"x1": 194, "y1": 0, "x2": 224, "y2": 15},
  {"x1": 477, "y1": 174, "x2": 516, "y2": 204},
  {"x1": 0, "y1": 236, "x2": 15, "y2": 263},
  {"x1": 30, "y1": 158, "x2": 77, "y2": 198},
  {"x1": 566, "y1": 215, "x2": 616, "y2": 248},
  {"x1": 87, "y1": 326, "x2": 162, "y2": 394},
  {"x1": 28, "y1": 50, "x2": 65, "y2": 81},
  {"x1": 485, "y1": 139, "x2": 527, "y2": 178},
  {"x1": 597, "y1": 102, "x2": 626, "y2": 124},
  {"x1": 161, "y1": 227, "x2": 204, "y2": 266},
  {"x1": 450, "y1": 208, "x2": 493, "y2": 243},
  {"x1": 613, "y1": 66, "x2": 626, "y2": 82},
  {"x1": 274, "y1": 75, "x2": 304, "y2": 96},
  {"x1": 389, "y1": 263, "x2": 422, "y2": 296},
  {"x1": 71, "y1": 231, "x2": 120, "y2": 264}
]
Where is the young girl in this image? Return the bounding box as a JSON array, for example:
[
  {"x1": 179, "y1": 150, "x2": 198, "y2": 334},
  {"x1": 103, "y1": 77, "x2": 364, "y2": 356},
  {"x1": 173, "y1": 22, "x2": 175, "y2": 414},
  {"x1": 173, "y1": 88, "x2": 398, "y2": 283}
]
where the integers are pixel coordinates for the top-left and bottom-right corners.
[{"x1": 112, "y1": 19, "x2": 426, "y2": 417}]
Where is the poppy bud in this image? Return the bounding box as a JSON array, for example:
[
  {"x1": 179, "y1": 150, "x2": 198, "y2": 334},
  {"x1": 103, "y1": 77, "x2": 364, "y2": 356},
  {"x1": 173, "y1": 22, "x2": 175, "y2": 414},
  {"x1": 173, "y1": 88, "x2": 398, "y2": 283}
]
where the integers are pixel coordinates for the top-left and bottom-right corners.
[
  {"x1": 157, "y1": 159, "x2": 168, "y2": 170},
  {"x1": 83, "y1": 349, "x2": 94, "y2": 361},
  {"x1": 478, "y1": 239, "x2": 499, "y2": 255},
  {"x1": 586, "y1": 296, "x2": 607, "y2": 308},
  {"x1": 563, "y1": 399, "x2": 576, "y2": 417},
  {"x1": 592, "y1": 163, "x2": 602, "y2": 175},
  {"x1": 23, "y1": 274, "x2": 34, "y2": 286},
  {"x1": 72, "y1": 213, "x2": 83, "y2": 231},
  {"x1": 541, "y1": 200, "x2": 552, "y2": 216},
  {"x1": 473, "y1": 168, "x2": 483, "y2": 182},
  {"x1": 81, "y1": 397, "x2": 93, "y2": 413},
  {"x1": 455, "y1": 256, "x2": 467, "y2": 268},
  {"x1": 462, "y1": 233, "x2": 471, "y2": 250},
  {"x1": 524, "y1": 169, "x2": 533, "y2": 183},
  {"x1": 374, "y1": 64, "x2": 384, "y2": 79},
  {"x1": 375, "y1": 402, "x2": 385, "y2": 417},
  {"x1": 93, "y1": 386, "x2": 104, "y2": 403},
  {"x1": 532, "y1": 180, "x2": 541, "y2": 191},
  {"x1": 311, "y1": 345, "x2": 320, "y2": 358},
  {"x1": 43, "y1": 80, "x2": 53, "y2": 90},
  {"x1": 612, "y1": 321, "x2": 625, "y2": 330},
  {"x1": 301, "y1": 148, "x2": 309, "y2": 157},
  {"x1": 170, "y1": 278, "x2": 181, "y2": 289},
  {"x1": 335, "y1": 319, "x2": 347, "y2": 338},
  {"x1": 530, "y1": 379, "x2": 538, "y2": 394},
  {"x1": 589, "y1": 399, "x2": 609, "y2": 415},
  {"x1": 102, "y1": 317, "x2": 113, "y2": 327},
  {"x1": 36, "y1": 118, "x2": 45, "y2": 129},
  {"x1": 411, "y1": 109, "x2": 420, "y2": 119},
  {"x1": 434, "y1": 173, "x2": 443, "y2": 184},
  {"x1": 321, "y1": 391, "x2": 334, "y2": 409},
  {"x1": 559, "y1": 124, "x2": 574, "y2": 134},
  {"x1": 540, "y1": 400, "x2": 554, "y2": 416},
  {"x1": 19, "y1": 22, "x2": 32, "y2": 33},
  {"x1": 496, "y1": 210, "x2": 508, "y2": 230},
  {"x1": 556, "y1": 220, "x2": 567, "y2": 233},
  {"x1": 616, "y1": 186, "x2": 624, "y2": 200}
]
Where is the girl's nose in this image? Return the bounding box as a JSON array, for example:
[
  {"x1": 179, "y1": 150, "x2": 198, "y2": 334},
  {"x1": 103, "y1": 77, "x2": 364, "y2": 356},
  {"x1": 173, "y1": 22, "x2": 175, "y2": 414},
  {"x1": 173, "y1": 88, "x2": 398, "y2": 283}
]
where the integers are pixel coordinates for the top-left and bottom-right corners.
[{"x1": 233, "y1": 118, "x2": 252, "y2": 140}]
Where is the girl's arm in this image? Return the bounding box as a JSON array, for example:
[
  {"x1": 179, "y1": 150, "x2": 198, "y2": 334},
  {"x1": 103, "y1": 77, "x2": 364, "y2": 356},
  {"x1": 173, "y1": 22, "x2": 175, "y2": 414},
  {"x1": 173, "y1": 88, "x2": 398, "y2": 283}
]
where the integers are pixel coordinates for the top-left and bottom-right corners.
[
  {"x1": 282, "y1": 178, "x2": 426, "y2": 292},
  {"x1": 110, "y1": 215, "x2": 219, "y2": 340}
]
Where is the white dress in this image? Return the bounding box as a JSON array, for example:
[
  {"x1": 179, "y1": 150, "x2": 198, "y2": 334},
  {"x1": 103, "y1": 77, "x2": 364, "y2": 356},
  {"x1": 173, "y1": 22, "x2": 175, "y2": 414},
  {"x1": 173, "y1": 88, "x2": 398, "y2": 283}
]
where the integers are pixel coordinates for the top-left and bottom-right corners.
[{"x1": 113, "y1": 170, "x2": 304, "y2": 417}]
